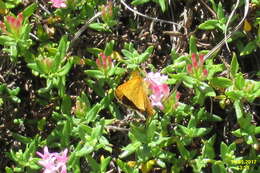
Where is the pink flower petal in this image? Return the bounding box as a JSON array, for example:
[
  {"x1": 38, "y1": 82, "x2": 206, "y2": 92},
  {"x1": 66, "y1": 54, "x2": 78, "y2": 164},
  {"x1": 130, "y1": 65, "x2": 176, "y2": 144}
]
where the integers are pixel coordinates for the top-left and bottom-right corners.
[
  {"x1": 145, "y1": 72, "x2": 170, "y2": 110},
  {"x1": 199, "y1": 54, "x2": 204, "y2": 66},
  {"x1": 203, "y1": 69, "x2": 208, "y2": 77},
  {"x1": 15, "y1": 13, "x2": 23, "y2": 28},
  {"x1": 146, "y1": 72, "x2": 168, "y2": 85},
  {"x1": 176, "y1": 92, "x2": 181, "y2": 100},
  {"x1": 50, "y1": 0, "x2": 67, "y2": 8},
  {"x1": 187, "y1": 64, "x2": 192, "y2": 74},
  {"x1": 37, "y1": 147, "x2": 68, "y2": 173},
  {"x1": 96, "y1": 53, "x2": 113, "y2": 70},
  {"x1": 191, "y1": 53, "x2": 198, "y2": 69}
]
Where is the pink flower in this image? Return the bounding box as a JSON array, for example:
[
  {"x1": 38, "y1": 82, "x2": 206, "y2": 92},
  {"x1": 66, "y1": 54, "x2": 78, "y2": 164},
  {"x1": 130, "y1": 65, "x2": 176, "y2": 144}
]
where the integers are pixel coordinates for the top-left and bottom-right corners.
[
  {"x1": 145, "y1": 72, "x2": 168, "y2": 86},
  {"x1": 199, "y1": 54, "x2": 204, "y2": 67},
  {"x1": 0, "y1": 13, "x2": 23, "y2": 34},
  {"x1": 50, "y1": 0, "x2": 67, "y2": 8},
  {"x1": 37, "y1": 146, "x2": 68, "y2": 173},
  {"x1": 6, "y1": 13, "x2": 23, "y2": 30},
  {"x1": 96, "y1": 53, "x2": 113, "y2": 70},
  {"x1": 145, "y1": 72, "x2": 169, "y2": 110},
  {"x1": 203, "y1": 69, "x2": 208, "y2": 77},
  {"x1": 175, "y1": 91, "x2": 181, "y2": 100},
  {"x1": 101, "y1": 1, "x2": 113, "y2": 19},
  {"x1": 187, "y1": 64, "x2": 192, "y2": 74},
  {"x1": 191, "y1": 53, "x2": 198, "y2": 69},
  {"x1": 187, "y1": 54, "x2": 208, "y2": 79}
]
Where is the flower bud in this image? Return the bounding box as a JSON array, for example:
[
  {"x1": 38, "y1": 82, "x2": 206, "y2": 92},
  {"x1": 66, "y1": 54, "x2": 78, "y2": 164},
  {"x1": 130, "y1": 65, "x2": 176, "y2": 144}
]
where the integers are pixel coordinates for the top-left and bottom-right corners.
[
  {"x1": 191, "y1": 53, "x2": 198, "y2": 69},
  {"x1": 6, "y1": 13, "x2": 23, "y2": 32},
  {"x1": 96, "y1": 53, "x2": 113, "y2": 70}
]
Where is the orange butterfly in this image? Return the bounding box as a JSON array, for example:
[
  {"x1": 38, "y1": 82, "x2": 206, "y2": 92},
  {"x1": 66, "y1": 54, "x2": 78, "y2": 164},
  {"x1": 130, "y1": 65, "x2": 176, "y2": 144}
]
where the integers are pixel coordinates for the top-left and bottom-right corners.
[{"x1": 115, "y1": 71, "x2": 155, "y2": 117}]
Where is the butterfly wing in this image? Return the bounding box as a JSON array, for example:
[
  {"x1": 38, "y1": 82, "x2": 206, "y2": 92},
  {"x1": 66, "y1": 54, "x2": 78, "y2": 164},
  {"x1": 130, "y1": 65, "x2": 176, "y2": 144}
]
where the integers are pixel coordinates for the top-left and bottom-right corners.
[
  {"x1": 115, "y1": 77, "x2": 145, "y2": 111},
  {"x1": 143, "y1": 92, "x2": 154, "y2": 117},
  {"x1": 115, "y1": 71, "x2": 154, "y2": 116}
]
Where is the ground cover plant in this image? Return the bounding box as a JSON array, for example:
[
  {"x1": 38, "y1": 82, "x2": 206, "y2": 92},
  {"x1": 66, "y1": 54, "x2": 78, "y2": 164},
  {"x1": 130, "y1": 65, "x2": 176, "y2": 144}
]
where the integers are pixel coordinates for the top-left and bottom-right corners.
[{"x1": 0, "y1": 0, "x2": 260, "y2": 172}]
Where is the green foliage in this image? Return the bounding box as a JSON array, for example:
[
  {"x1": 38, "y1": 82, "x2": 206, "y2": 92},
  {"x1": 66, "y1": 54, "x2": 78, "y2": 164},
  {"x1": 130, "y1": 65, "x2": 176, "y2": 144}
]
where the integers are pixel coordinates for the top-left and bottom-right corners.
[
  {"x1": 0, "y1": 83, "x2": 20, "y2": 106},
  {"x1": 0, "y1": 3, "x2": 36, "y2": 61},
  {"x1": 199, "y1": 1, "x2": 227, "y2": 31},
  {"x1": 199, "y1": 0, "x2": 260, "y2": 57},
  {"x1": 121, "y1": 42, "x2": 154, "y2": 69},
  {"x1": 6, "y1": 138, "x2": 41, "y2": 172},
  {"x1": 1, "y1": 0, "x2": 22, "y2": 9},
  {"x1": 252, "y1": 0, "x2": 260, "y2": 5},
  {"x1": 131, "y1": 0, "x2": 168, "y2": 12},
  {"x1": 27, "y1": 36, "x2": 73, "y2": 97}
]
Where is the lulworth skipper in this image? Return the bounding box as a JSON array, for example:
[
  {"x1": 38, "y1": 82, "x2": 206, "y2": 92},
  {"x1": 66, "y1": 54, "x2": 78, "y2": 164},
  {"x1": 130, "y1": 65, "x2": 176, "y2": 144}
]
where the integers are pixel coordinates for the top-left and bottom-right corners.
[{"x1": 115, "y1": 71, "x2": 154, "y2": 117}]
